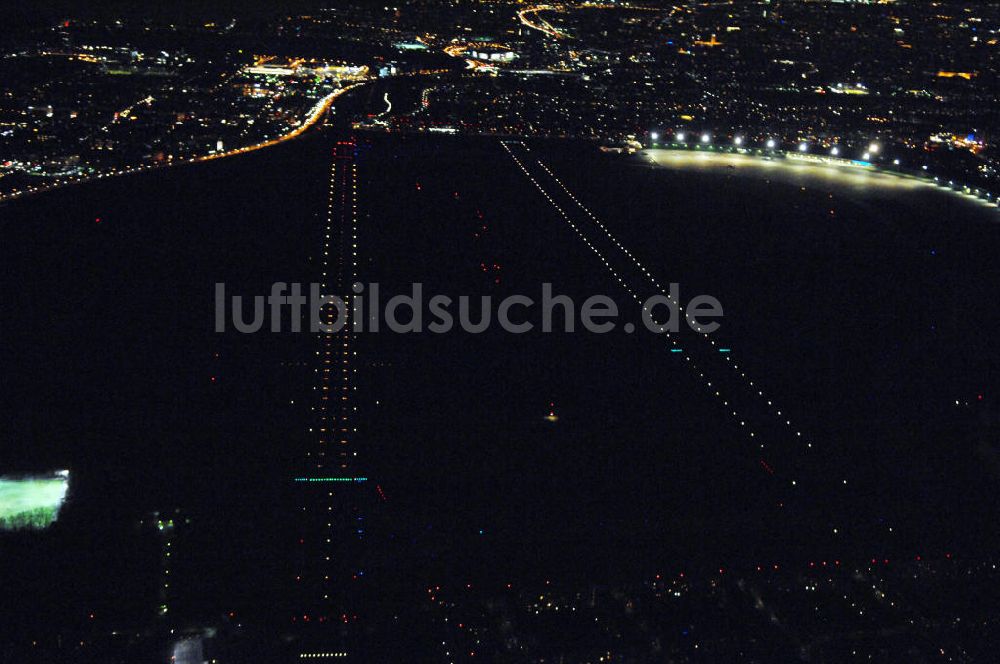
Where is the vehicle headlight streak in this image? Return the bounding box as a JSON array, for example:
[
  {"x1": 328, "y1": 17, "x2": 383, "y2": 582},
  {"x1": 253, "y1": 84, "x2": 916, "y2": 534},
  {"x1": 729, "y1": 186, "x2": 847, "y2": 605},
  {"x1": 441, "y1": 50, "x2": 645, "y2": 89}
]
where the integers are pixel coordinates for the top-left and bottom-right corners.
[
  {"x1": 501, "y1": 140, "x2": 828, "y2": 494},
  {"x1": 0, "y1": 84, "x2": 363, "y2": 204}
]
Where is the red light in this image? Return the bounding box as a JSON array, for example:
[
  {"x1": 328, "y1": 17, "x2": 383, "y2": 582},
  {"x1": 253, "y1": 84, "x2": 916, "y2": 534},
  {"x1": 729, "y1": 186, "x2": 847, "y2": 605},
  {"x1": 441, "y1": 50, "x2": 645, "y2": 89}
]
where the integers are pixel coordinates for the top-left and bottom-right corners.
[{"x1": 95, "y1": 217, "x2": 101, "y2": 224}]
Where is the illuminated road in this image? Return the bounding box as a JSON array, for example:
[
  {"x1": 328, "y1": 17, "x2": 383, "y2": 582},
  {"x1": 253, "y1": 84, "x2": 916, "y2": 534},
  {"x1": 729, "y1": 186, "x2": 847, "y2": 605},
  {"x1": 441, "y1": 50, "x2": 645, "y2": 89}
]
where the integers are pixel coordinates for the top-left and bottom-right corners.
[
  {"x1": 518, "y1": 5, "x2": 570, "y2": 40},
  {"x1": 194, "y1": 84, "x2": 362, "y2": 163},
  {"x1": 0, "y1": 83, "x2": 366, "y2": 204}
]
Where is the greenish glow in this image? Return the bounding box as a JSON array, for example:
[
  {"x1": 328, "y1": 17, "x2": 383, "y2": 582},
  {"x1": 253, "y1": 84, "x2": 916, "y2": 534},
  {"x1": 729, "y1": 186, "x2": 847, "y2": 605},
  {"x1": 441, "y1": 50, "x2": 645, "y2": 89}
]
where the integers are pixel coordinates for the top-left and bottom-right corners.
[
  {"x1": 294, "y1": 477, "x2": 367, "y2": 483},
  {"x1": 0, "y1": 473, "x2": 70, "y2": 530},
  {"x1": 719, "y1": 348, "x2": 732, "y2": 353},
  {"x1": 670, "y1": 348, "x2": 684, "y2": 353}
]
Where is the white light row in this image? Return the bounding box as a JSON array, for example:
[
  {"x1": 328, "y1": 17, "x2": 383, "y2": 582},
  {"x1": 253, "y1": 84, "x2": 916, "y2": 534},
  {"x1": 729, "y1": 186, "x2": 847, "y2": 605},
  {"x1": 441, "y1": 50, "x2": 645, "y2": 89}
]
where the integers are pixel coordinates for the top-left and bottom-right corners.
[
  {"x1": 528, "y1": 148, "x2": 812, "y2": 452},
  {"x1": 647, "y1": 134, "x2": 999, "y2": 209},
  {"x1": 502, "y1": 141, "x2": 778, "y2": 475}
]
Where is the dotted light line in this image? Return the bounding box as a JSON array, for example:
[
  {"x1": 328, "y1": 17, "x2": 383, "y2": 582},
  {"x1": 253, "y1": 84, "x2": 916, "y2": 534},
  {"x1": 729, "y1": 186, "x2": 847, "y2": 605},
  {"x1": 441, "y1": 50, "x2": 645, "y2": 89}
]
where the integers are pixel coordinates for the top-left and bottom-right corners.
[
  {"x1": 501, "y1": 140, "x2": 781, "y2": 475},
  {"x1": 529, "y1": 147, "x2": 815, "y2": 455}
]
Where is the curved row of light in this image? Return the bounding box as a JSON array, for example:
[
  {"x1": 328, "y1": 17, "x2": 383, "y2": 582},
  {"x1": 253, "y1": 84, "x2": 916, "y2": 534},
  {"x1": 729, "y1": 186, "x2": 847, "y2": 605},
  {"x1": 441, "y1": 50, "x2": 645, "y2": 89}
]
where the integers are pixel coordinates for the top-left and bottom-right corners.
[
  {"x1": 648, "y1": 132, "x2": 999, "y2": 210},
  {"x1": 524, "y1": 143, "x2": 813, "y2": 455},
  {"x1": 501, "y1": 140, "x2": 786, "y2": 479}
]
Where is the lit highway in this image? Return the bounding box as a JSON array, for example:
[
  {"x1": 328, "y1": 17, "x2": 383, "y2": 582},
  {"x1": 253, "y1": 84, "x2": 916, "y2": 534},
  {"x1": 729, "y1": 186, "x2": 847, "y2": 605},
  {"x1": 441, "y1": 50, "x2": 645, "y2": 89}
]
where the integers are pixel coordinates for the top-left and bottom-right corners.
[
  {"x1": 0, "y1": 83, "x2": 366, "y2": 204},
  {"x1": 517, "y1": 5, "x2": 570, "y2": 40}
]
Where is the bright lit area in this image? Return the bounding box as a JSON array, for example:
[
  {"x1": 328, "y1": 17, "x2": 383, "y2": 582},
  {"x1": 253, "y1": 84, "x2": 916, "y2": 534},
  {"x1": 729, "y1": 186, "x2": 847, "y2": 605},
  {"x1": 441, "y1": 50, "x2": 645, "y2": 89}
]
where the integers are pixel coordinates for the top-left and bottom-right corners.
[{"x1": 0, "y1": 472, "x2": 70, "y2": 530}]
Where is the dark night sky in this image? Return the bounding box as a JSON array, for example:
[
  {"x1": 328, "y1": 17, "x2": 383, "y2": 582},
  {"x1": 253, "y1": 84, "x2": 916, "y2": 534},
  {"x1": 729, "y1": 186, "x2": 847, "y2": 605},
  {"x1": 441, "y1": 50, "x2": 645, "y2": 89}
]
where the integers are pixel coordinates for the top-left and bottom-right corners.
[{"x1": 0, "y1": 0, "x2": 335, "y2": 27}]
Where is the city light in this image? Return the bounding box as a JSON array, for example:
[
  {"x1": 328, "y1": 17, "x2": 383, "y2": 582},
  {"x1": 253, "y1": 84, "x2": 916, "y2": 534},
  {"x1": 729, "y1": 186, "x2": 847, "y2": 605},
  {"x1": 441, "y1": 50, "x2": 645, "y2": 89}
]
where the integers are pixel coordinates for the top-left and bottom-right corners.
[{"x1": 868, "y1": 143, "x2": 880, "y2": 154}]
